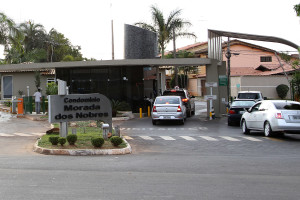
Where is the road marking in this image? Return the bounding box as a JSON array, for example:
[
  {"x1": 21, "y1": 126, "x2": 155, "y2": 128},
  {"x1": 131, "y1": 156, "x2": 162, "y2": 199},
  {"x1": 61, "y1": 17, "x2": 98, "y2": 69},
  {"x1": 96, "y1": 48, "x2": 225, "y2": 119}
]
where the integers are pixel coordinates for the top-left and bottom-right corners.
[
  {"x1": 119, "y1": 127, "x2": 208, "y2": 131},
  {"x1": 160, "y1": 136, "x2": 176, "y2": 141},
  {"x1": 220, "y1": 136, "x2": 240, "y2": 141},
  {"x1": 167, "y1": 128, "x2": 176, "y2": 131},
  {"x1": 140, "y1": 136, "x2": 154, "y2": 140},
  {"x1": 14, "y1": 133, "x2": 33, "y2": 137},
  {"x1": 30, "y1": 132, "x2": 45, "y2": 136},
  {"x1": 263, "y1": 137, "x2": 284, "y2": 142},
  {"x1": 242, "y1": 137, "x2": 262, "y2": 142},
  {"x1": 0, "y1": 133, "x2": 14, "y2": 137},
  {"x1": 123, "y1": 136, "x2": 133, "y2": 140},
  {"x1": 199, "y1": 136, "x2": 218, "y2": 141},
  {"x1": 180, "y1": 136, "x2": 197, "y2": 141}
]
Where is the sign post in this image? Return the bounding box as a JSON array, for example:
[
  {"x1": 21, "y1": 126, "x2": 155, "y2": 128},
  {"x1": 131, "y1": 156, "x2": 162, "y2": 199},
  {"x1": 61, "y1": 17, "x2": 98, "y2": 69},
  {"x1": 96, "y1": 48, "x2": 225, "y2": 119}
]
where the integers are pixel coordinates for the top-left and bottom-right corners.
[
  {"x1": 205, "y1": 82, "x2": 218, "y2": 120},
  {"x1": 57, "y1": 80, "x2": 68, "y2": 137}
]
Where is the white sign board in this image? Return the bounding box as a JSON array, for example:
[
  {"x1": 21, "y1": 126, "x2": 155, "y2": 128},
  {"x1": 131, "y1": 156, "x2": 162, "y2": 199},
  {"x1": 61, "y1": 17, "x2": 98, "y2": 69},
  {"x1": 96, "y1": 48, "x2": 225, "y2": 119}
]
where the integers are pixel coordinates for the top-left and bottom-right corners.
[
  {"x1": 48, "y1": 93, "x2": 112, "y2": 124},
  {"x1": 204, "y1": 95, "x2": 217, "y2": 100},
  {"x1": 205, "y1": 82, "x2": 217, "y2": 87}
]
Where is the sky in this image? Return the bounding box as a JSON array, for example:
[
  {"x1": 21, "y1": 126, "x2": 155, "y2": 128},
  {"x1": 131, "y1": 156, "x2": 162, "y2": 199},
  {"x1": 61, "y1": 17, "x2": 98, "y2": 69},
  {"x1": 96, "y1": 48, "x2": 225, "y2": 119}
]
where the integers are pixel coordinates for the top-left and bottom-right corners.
[{"x1": 0, "y1": 0, "x2": 300, "y2": 60}]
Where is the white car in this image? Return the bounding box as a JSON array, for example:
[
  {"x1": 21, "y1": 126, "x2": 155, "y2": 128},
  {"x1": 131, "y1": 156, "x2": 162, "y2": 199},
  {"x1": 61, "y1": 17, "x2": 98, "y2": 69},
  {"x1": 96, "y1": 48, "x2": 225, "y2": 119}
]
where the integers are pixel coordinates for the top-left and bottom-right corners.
[
  {"x1": 151, "y1": 96, "x2": 186, "y2": 125},
  {"x1": 241, "y1": 100, "x2": 300, "y2": 137}
]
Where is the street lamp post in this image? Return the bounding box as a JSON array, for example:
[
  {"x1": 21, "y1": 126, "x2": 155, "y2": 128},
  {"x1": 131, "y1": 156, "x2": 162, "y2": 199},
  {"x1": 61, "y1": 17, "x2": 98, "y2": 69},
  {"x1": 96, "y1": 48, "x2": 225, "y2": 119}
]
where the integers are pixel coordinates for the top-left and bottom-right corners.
[{"x1": 225, "y1": 37, "x2": 231, "y2": 104}]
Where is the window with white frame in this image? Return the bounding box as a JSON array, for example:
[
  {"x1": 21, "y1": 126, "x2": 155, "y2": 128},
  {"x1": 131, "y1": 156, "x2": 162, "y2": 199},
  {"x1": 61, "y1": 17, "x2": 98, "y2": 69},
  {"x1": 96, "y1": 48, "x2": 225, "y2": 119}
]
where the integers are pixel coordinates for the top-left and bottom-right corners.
[
  {"x1": 47, "y1": 78, "x2": 56, "y2": 84},
  {"x1": 3, "y1": 76, "x2": 13, "y2": 99}
]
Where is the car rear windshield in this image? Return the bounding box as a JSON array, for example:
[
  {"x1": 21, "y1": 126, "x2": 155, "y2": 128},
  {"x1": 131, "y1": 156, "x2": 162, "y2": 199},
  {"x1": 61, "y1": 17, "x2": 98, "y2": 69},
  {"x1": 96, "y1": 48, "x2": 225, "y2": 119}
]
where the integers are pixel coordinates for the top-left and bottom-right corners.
[
  {"x1": 238, "y1": 93, "x2": 260, "y2": 99},
  {"x1": 155, "y1": 97, "x2": 180, "y2": 104},
  {"x1": 232, "y1": 101, "x2": 256, "y2": 107},
  {"x1": 273, "y1": 102, "x2": 300, "y2": 110},
  {"x1": 163, "y1": 91, "x2": 185, "y2": 98}
]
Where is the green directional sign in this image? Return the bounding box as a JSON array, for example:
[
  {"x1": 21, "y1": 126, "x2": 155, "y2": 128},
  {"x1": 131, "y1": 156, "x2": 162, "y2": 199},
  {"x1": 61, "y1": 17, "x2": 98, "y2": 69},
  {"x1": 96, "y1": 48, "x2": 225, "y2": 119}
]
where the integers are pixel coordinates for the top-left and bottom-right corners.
[{"x1": 219, "y1": 75, "x2": 228, "y2": 86}]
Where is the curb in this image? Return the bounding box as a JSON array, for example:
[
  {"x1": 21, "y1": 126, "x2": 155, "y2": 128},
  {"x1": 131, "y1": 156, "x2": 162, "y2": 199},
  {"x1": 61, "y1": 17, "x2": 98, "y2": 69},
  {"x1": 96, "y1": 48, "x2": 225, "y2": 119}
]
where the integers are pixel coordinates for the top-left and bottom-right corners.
[{"x1": 33, "y1": 137, "x2": 132, "y2": 156}]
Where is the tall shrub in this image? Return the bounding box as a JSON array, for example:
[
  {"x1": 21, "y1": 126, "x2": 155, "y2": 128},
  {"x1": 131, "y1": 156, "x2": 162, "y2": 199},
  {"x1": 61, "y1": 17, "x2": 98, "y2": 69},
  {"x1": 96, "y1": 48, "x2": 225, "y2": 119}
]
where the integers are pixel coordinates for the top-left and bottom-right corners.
[{"x1": 276, "y1": 84, "x2": 289, "y2": 99}]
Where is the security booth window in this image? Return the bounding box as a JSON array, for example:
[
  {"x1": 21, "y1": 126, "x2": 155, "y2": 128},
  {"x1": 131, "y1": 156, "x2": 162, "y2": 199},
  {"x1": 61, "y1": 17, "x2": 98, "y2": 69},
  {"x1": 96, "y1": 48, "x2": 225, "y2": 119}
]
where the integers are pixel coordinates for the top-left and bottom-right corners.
[{"x1": 3, "y1": 76, "x2": 12, "y2": 99}]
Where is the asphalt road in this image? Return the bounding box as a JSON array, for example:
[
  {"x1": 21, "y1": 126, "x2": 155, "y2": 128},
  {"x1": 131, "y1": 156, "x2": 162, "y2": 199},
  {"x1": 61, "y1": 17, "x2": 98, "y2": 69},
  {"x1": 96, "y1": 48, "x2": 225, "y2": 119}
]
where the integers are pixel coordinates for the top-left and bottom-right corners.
[{"x1": 1, "y1": 108, "x2": 300, "y2": 200}]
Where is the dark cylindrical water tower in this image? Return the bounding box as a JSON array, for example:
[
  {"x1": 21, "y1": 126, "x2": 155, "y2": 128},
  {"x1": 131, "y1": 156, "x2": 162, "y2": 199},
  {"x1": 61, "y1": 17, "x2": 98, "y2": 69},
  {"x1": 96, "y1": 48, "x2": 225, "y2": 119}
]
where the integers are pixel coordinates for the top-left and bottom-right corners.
[{"x1": 124, "y1": 24, "x2": 158, "y2": 59}]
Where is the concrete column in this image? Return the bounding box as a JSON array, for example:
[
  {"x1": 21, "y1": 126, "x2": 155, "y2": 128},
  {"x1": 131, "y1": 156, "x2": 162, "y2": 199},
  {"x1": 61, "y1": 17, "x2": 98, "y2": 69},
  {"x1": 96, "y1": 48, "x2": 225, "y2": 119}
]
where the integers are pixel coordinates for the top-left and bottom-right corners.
[
  {"x1": 57, "y1": 79, "x2": 68, "y2": 137},
  {"x1": 205, "y1": 60, "x2": 227, "y2": 118}
]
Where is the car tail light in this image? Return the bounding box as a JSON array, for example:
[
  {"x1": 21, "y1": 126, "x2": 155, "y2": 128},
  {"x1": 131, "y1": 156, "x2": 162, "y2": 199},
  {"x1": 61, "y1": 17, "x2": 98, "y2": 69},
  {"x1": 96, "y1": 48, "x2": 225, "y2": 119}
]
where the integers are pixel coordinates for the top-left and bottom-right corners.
[
  {"x1": 182, "y1": 98, "x2": 188, "y2": 102},
  {"x1": 177, "y1": 106, "x2": 182, "y2": 112},
  {"x1": 229, "y1": 110, "x2": 236, "y2": 114},
  {"x1": 171, "y1": 90, "x2": 176, "y2": 92},
  {"x1": 153, "y1": 106, "x2": 157, "y2": 112},
  {"x1": 275, "y1": 113, "x2": 283, "y2": 119}
]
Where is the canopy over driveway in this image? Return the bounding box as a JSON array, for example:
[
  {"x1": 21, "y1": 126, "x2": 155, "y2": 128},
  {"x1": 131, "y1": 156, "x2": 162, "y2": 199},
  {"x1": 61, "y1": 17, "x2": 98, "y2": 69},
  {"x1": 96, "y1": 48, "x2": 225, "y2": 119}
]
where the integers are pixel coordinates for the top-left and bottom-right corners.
[{"x1": 208, "y1": 29, "x2": 300, "y2": 61}]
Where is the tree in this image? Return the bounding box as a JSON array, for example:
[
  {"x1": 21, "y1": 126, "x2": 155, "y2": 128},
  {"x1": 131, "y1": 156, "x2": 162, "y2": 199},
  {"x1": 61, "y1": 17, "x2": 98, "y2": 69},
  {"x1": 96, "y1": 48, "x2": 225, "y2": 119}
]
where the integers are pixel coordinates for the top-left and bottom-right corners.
[
  {"x1": 295, "y1": 3, "x2": 300, "y2": 16},
  {"x1": 166, "y1": 50, "x2": 197, "y2": 88},
  {"x1": 0, "y1": 12, "x2": 19, "y2": 53},
  {"x1": 19, "y1": 20, "x2": 46, "y2": 53},
  {"x1": 0, "y1": 12, "x2": 84, "y2": 64},
  {"x1": 34, "y1": 71, "x2": 41, "y2": 90},
  {"x1": 135, "y1": 5, "x2": 196, "y2": 59},
  {"x1": 46, "y1": 28, "x2": 83, "y2": 62}
]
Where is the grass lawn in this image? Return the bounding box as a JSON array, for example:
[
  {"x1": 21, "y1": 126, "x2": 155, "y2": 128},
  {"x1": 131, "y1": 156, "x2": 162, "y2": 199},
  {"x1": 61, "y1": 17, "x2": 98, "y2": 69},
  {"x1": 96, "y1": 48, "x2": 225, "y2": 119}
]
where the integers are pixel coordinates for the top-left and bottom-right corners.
[{"x1": 38, "y1": 126, "x2": 126, "y2": 149}]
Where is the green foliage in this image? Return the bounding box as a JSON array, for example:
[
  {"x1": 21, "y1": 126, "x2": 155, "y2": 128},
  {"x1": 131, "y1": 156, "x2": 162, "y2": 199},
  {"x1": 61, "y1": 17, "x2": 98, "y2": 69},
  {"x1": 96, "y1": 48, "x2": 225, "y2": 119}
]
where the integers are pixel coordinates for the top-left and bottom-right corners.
[
  {"x1": 58, "y1": 137, "x2": 66, "y2": 146},
  {"x1": 170, "y1": 74, "x2": 188, "y2": 88},
  {"x1": 3, "y1": 101, "x2": 11, "y2": 107},
  {"x1": 276, "y1": 84, "x2": 289, "y2": 99},
  {"x1": 0, "y1": 12, "x2": 85, "y2": 64},
  {"x1": 49, "y1": 136, "x2": 59, "y2": 145},
  {"x1": 91, "y1": 137, "x2": 105, "y2": 148},
  {"x1": 62, "y1": 55, "x2": 74, "y2": 62},
  {"x1": 18, "y1": 90, "x2": 24, "y2": 96},
  {"x1": 295, "y1": 4, "x2": 300, "y2": 16},
  {"x1": 292, "y1": 72, "x2": 300, "y2": 97},
  {"x1": 67, "y1": 134, "x2": 78, "y2": 145},
  {"x1": 134, "y1": 6, "x2": 196, "y2": 58},
  {"x1": 110, "y1": 136, "x2": 123, "y2": 147},
  {"x1": 24, "y1": 48, "x2": 47, "y2": 63},
  {"x1": 46, "y1": 82, "x2": 58, "y2": 95}
]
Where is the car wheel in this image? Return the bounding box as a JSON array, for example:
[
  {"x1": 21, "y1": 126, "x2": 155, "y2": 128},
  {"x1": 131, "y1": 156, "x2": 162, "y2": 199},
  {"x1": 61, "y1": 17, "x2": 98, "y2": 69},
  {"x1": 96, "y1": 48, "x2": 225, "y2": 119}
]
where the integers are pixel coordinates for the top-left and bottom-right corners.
[
  {"x1": 242, "y1": 119, "x2": 250, "y2": 134},
  {"x1": 180, "y1": 119, "x2": 185, "y2": 125},
  {"x1": 152, "y1": 120, "x2": 157, "y2": 125},
  {"x1": 191, "y1": 107, "x2": 195, "y2": 116},
  {"x1": 228, "y1": 118, "x2": 233, "y2": 126},
  {"x1": 187, "y1": 109, "x2": 191, "y2": 117},
  {"x1": 264, "y1": 121, "x2": 274, "y2": 137}
]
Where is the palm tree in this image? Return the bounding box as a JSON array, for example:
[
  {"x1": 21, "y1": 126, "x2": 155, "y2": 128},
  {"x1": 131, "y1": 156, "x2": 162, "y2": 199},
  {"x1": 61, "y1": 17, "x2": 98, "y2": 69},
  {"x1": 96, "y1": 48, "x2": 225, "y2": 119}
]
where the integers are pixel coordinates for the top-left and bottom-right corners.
[
  {"x1": 135, "y1": 5, "x2": 196, "y2": 58},
  {"x1": 19, "y1": 20, "x2": 46, "y2": 53},
  {"x1": 295, "y1": 3, "x2": 300, "y2": 16},
  {"x1": 0, "y1": 12, "x2": 19, "y2": 55}
]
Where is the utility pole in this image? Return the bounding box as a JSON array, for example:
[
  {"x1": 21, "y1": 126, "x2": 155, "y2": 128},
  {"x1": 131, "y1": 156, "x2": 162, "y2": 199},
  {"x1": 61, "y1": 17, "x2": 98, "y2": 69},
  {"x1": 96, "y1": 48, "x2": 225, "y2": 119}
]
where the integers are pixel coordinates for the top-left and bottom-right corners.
[
  {"x1": 111, "y1": 19, "x2": 114, "y2": 60},
  {"x1": 110, "y1": 2, "x2": 114, "y2": 60}
]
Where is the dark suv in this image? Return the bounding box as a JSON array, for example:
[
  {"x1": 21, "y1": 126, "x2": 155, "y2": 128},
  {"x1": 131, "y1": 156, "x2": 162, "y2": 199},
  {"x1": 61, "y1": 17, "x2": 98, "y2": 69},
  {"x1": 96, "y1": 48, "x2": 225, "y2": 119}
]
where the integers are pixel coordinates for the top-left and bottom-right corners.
[{"x1": 162, "y1": 88, "x2": 195, "y2": 117}]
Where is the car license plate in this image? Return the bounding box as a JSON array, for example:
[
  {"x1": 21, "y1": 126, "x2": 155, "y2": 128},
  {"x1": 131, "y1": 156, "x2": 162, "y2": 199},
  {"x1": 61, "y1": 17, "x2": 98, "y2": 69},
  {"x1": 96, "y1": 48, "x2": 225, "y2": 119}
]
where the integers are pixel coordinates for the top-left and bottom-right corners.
[
  {"x1": 239, "y1": 111, "x2": 245, "y2": 114},
  {"x1": 292, "y1": 115, "x2": 300, "y2": 120},
  {"x1": 163, "y1": 116, "x2": 171, "y2": 119}
]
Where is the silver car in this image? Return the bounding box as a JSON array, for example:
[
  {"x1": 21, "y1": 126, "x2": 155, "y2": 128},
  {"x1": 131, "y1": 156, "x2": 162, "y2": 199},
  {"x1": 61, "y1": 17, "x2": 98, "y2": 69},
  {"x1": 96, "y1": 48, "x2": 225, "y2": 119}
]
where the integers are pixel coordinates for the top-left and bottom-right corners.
[
  {"x1": 151, "y1": 96, "x2": 186, "y2": 125},
  {"x1": 241, "y1": 100, "x2": 300, "y2": 137}
]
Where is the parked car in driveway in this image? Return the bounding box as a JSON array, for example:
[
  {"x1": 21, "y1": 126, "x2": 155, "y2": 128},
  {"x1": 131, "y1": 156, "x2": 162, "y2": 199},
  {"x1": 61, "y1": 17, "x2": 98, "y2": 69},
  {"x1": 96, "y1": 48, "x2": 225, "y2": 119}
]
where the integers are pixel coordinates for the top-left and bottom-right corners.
[
  {"x1": 241, "y1": 100, "x2": 300, "y2": 137},
  {"x1": 162, "y1": 88, "x2": 195, "y2": 117},
  {"x1": 236, "y1": 91, "x2": 265, "y2": 101},
  {"x1": 151, "y1": 96, "x2": 186, "y2": 125},
  {"x1": 228, "y1": 99, "x2": 256, "y2": 126}
]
